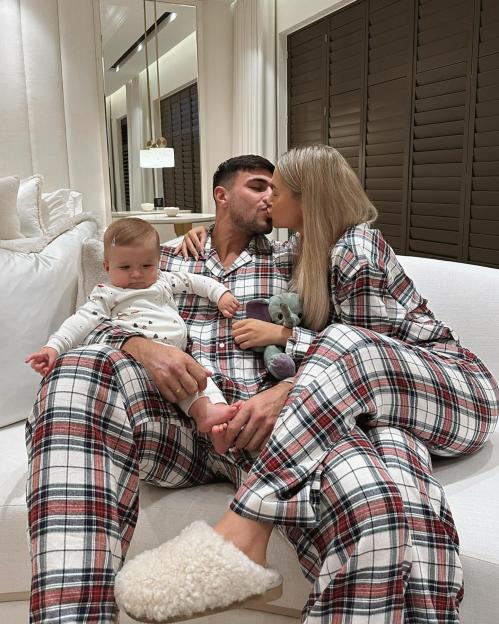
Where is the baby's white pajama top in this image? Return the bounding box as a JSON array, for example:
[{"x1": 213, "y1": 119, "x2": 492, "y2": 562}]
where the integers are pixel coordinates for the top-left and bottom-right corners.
[{"x1": 45, "y1": 270, "x2": 229, "y2": 413}]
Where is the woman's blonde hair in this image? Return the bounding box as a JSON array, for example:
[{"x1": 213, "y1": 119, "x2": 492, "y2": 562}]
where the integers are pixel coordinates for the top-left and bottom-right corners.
[{"x1": 277, "y1": 145, "x2": 378, "y2": 331}]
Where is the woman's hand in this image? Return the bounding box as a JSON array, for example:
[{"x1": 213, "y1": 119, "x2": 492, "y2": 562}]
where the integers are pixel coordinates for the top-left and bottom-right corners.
[
  {"x1": 173, "y1": 226, "x2": 208, "y2": 260},
  {"x1": 232, "y1": 319, "x2": 292, "y2": 350}
]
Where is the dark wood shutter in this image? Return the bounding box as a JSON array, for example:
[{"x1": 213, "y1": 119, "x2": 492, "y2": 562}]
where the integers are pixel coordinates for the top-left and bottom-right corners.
[
  {"x1": 365, "y1": 0, "x2": 414, "y2": 253},
  {"x1": 287, "y1": 0, "x2": 499, "y2": 267},
  {"x1": 467, "y1": 0, "x2": 499, "y2": 266},
  {"x1": 288, "y1": 20, "x2": 328, "y2": 148},
  {"x1": 120, "y1": 117, "x2": 130, "y2": 211},
  {"x1": 407, "y1": 0, "x2": 475, "y2": 259},
  {"x1": 161, "y1": 83, "x2": 201, "y2": 212},
  {"x1": 328, "y1": 1, "x2": 366, "y2": 179}
]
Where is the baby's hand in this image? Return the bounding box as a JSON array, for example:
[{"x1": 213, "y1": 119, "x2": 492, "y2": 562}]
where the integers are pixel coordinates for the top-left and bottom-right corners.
[
  {"x1": 25, "y1": 347, "x2": 59, "y2": 377},
  {"x1": 218, "y1": 291, "x2": 240, "y2": 318}
]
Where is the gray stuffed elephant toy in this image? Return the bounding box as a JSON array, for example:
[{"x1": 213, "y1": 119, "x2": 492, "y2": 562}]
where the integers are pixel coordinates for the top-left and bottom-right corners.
[{"x1": 246, "y1": 292, "x2": 302, "y2": 380}]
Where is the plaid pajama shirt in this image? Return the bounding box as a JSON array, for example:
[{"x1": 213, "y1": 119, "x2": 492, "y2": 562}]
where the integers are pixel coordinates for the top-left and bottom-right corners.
[{"x1": 26, "y1": 226, "x2": 498, "y2": 623}]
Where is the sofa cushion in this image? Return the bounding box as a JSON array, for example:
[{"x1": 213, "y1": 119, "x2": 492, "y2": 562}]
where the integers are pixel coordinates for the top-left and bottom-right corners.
[
  {"x1": 0, "y1": 219, "x2": 98, "y2": 427},
  {"x1": 398, "y1": 256, "x2": 499, "y2": 380}
]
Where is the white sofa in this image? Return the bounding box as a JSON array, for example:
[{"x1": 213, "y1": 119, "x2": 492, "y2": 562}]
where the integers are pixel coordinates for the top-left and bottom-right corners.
[{"x1": 1, "y1": 251, "x2": 498, "y2": 624}]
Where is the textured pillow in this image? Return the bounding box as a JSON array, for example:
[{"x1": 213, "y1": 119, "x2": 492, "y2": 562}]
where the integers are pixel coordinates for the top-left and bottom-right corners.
[
  {"x1": 0, "y1": 176, "x2": 23, "y2": 240},
  {"x1": 76, "y1": 237, "x2": 108, "y2": 307},
  {"x1": 17, "y1": 174, "x2": 45, "y2": 237},
  {"x1": 41, "y1": 188, "x2": 84, "y2": 232}
]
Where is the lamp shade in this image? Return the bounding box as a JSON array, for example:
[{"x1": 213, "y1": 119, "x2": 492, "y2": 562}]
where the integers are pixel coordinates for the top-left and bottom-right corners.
[{"x1": 140, "y1": 147, "x2": 175, "y2": 168}]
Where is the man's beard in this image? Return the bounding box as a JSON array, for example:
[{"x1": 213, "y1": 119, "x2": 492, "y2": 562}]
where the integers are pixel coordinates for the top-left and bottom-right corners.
[{"x1": 232, "y1": 209, "x2": 273, "y2": 235}]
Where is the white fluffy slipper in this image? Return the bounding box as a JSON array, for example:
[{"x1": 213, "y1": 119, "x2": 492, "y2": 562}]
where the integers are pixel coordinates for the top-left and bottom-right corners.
[{"x1": 115, "y1": 520, "x2": 283, "y2": 623}]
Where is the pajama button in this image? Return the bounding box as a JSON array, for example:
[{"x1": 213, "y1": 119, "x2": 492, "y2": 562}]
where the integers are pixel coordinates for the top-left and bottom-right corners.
[{"x1": 219, "y1": 342, "x2": 225, "y2": 348}]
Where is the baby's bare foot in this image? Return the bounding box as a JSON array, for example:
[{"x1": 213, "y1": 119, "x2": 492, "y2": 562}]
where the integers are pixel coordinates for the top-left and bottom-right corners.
[
  {"x1": 210, "y1": 423, "x2": 230, "y2": 454},
  {"x1": 189, "y1": 400, "x2": 238, "y2": 433}
]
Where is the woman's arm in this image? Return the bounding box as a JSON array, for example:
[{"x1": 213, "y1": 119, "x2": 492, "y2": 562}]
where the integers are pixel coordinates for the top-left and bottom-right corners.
[{"x1": 173, "y1": 226, "x2": 207, "y2": 260}]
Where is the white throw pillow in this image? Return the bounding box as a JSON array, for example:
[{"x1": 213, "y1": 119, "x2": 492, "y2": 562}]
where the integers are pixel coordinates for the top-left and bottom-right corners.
[
  {"x1": 41, "y1": 188, "x2": 84, "y2": 232},
  {"x1": 0, "y1": 176, "x2": 23, "y2": 240},
  {"x1": 17, "y1": 174, "x2": 45, "y2": 237}
]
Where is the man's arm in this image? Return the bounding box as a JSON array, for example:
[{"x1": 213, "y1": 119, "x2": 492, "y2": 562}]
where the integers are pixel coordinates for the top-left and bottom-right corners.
[
  {"x1": 221, "y1": 381, "x2": 293, "y2": 452},
  {"x1": 123, "y1": 337, "x2": 212, "y2": 404}
]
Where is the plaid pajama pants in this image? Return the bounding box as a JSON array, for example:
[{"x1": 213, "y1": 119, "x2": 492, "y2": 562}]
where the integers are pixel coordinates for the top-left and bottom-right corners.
[{"x1": 26, "y1": 325, "x2": 498, "y2": 622}]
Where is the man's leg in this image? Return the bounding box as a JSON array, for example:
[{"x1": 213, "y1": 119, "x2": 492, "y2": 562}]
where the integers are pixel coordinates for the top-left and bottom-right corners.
[{"x1": 26, "y1": 344, "x2": 226, "y2": 624}]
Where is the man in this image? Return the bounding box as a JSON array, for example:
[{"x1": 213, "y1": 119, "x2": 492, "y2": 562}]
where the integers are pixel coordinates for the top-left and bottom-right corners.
[{"x1": 27, "y1": 155, "x2": 462, "y2": 623}]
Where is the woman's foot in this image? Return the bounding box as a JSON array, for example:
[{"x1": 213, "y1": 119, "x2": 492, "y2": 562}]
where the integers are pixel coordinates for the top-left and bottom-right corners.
[
  {"x1": 114, "y1": 520, "x2": 282, "y2": 623},
  {"x1": 214, "y1": 510, "x2": 273, "y2": 567}
]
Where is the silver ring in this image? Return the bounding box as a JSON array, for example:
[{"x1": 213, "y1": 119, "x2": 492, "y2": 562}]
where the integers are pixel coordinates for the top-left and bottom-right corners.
[{"x1": 175, "y1": 387, "x2": 182, "y2": 395}]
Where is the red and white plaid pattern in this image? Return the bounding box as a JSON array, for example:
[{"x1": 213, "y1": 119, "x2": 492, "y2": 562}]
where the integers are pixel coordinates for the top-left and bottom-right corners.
[{"x1": 26, "y1": 227, "x2": 498, "y2": 623}]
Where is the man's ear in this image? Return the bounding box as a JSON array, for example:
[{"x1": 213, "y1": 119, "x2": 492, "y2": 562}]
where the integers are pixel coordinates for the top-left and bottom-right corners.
[
  {"x1": 103, "y1": 260, "x2": 109, "y2": 273},
  {"x1": 213, "y1": 185, "x2": 229, "y2": 205}
]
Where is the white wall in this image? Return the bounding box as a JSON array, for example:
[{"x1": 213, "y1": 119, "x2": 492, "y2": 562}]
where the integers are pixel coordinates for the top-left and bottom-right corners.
[{"x1": 196, "y1": 0, "x2": 234, "y2": 210}]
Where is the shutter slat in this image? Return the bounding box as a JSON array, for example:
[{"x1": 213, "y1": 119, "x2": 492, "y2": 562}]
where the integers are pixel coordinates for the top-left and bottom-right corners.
[
  {"x1": 411, "y1": 215, "x2": 459, "y2": 230},
  {"x1": 413, "y1": 163, "x2": 463, "y2": 176},
  {"x1": 412, "y1": 177, "x2": 462, "y2": 190},
  {"x1": 411, "y1": 202, "x2": 461, "y2": 217}
]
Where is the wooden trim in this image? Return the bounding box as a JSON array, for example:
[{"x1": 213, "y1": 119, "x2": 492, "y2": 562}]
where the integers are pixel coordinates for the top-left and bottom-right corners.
[{"x1": 0, "y1": 592, "x2": 30, "y2": 603}]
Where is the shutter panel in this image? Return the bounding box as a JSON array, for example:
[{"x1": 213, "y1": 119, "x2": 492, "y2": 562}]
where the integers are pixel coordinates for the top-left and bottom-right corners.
[
  {"x1": 161, "y1": 95, "x2": 176, "y2": 208},
  {"x1": 328, "y1": 1, "x2": 366, "y2": 178},
  {"x1": 191, "y1": 84, "x2": 202, "y2": 213},
  {"x1": 120, "y1": 117, "x2": 130, "y2": 211},
  {"x1": 408, "y1": 0, "x2": 475, "y2": 259},
  {"x1": 161, "y1": 83, "x2": 201, "y2": 212},
  {"x1": 288, "y1": 20, "x2": 328, "y2": 147},
  {"x1": 365, "y1": 0, "x2": 414, "y2": 253},
  {"x1": 468, "y1": 0, "x2": 499, "y2": 267}
]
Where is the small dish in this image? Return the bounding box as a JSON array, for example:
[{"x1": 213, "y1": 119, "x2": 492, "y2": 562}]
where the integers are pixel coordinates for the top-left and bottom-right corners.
[
  {"x1": 163, "y1": 207, "x2": 180, "y2": 217},
  {"x1": 141, "y1": 202, "x2": 154, "y2": 212}
]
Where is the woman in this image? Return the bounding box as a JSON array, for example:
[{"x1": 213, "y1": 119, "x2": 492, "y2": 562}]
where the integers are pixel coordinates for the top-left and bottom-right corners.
[{"x1": 116, "y1": 146, "x2": 499, "y2": 623}]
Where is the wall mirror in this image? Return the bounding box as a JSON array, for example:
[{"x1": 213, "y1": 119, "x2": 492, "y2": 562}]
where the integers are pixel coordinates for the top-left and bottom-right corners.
[{"x1": 100, "y1": 0, "x2": 201, "y2": 214}]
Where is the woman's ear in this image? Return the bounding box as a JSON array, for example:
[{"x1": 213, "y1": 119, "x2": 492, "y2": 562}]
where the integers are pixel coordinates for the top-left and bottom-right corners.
[{"x1": 103, "y1": 260, "x2": 109, "y2": 273}]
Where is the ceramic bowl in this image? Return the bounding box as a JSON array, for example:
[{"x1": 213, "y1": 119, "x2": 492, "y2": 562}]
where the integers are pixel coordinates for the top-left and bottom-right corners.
[
  {"x1": 141, "y1": 202, "x2": 154, "y2": 212},
  {"x1": 163, "y1": 207, "x2": 180, "y2": 217}
]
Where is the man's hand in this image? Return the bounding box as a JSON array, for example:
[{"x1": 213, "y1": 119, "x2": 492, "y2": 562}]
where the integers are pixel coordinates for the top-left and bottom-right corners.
[
  {"x1": 173, "y1": 226, "x2": 208, "y2": 260},
  {"x1": 218, "y1": 291, "x2": 240, "y2": 318},
  {"x1": 220, "y1": 382, "x2": 293, "y2": 452},
  {"x1": 123, "y1": 337, "x2": 212, "y2": 404},
  {"x1": 233, "y1": 319, "x2": 292, "y2": 349}
]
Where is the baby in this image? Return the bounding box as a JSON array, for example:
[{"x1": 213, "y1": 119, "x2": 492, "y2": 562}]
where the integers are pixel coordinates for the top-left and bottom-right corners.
[{"x1": 26, "y1": 217, "x2": 239, "y2": 451}]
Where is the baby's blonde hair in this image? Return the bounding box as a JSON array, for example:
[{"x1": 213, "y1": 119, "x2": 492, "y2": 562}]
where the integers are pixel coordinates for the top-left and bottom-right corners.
[{"x1": 103, "y1": 218, "x2": 160, "y2": 260}]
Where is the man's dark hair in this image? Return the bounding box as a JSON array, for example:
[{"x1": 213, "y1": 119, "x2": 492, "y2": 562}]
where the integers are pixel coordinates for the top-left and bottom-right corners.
[{"x1": 212, "y1": 155, "x2": 274, "y2": 195}]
